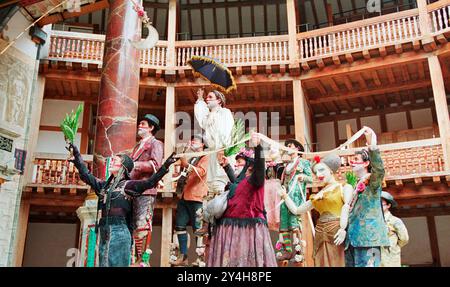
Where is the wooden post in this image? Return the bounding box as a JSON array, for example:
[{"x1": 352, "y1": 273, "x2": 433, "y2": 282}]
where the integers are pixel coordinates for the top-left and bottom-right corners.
[
  {"x1": 161, "y1": 207, "x2": 173, "y2": 267},
  {"x1": 293, "y1": 79, "x2": 306, "y2": 146},
  {"x1": 326, "y1": 3, "x2": 333, "y2": 27},
  {"x1": 286, "y1": 0, "x2": 299, "y2": 64},
  {"x1": 417, "y1": 0, "x2": 434, "y2": 47},
  {"x1": 428, "y1": 55, "x2": 450, "y2": 171},
  {"x1": 160, "y1": 84, "x2": 176, "y2": 267},
  {"x1": 292, "y1": 79, "x2": 314, "y2": 267},
  {"x1": 14, "y1": 195, "x2": 30, "y2": 267},
  {"x1": 426, "y1": 216, "x2": 441, "y2": 267},
  {"x1": 166, "y1": 0, "x2": 177, "y2": 70},
  {"x1": 346, "y1": 123, "x2": 354, "y2": 148}
]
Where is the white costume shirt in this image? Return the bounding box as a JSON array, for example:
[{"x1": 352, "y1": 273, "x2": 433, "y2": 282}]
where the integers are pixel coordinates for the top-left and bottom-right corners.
[{"x1": 194, "y1": 99, "x2": 234, "y2": 191}]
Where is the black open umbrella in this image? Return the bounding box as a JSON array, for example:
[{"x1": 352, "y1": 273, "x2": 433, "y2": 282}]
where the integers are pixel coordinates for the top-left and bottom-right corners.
[{"x1": 187, "y1": 55, "x2": 237, "y2": 93}]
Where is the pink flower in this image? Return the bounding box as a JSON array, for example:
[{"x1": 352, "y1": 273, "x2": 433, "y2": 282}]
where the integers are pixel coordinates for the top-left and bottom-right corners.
[
  {"x1": 275, "y1": 242, "x2": 283, "y2": 251},
  {"x1": 138, "y1": 9, "x2": 145, "y2": 17},
  {"x1": 356, "y1": 182, "x2": 366, "y2": 193}
]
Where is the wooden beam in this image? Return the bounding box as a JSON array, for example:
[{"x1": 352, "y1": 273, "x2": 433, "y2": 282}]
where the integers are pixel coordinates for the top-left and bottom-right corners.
[
  {"x1": 428, "y1": 55, "x2": 450, "y2": 171},
  {"x1": 310, "y1": 80, "x2": 431, "y2": 104},
  {"x1": 372, "y1": 71, "x2": 382, "y2": 86},
  {"x1": 314, "y1": 101, "x2": 436, "y2": 123},
  {"x1": 263, "y1": 0, "x2": 268, "y2": 35},
  {"x1": 180, "y1": 0, "x2": 283, "y2": 9},
  {"x1": 161, "y1": 207, "x2": 173, "y2": 267},
  {"x1": 386, "y1": 67, "x2": 396, "y2": 84},
  {"x1": 427, "y1": 216, "x2": 441, "y2": 267},
  {"x1": 37, "y1": 0, "x2": 109, "y2": 27},
  {"x1": 300, "y1": 50, "x2": 430, "y2": 81}
]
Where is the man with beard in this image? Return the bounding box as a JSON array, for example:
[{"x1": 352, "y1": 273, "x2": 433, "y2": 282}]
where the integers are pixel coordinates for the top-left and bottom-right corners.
[
  {"x1": 129, "y1": 114, "x2": 164, "y2": 264},
  {"x1": 170, "y1": 134, "x2": 209, "y2": 267},
  {"x1": 345, "y1": 127, "x2": 390, "y2": 267}
]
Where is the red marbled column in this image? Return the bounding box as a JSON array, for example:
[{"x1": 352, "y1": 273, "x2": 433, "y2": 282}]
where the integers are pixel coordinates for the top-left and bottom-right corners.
[{"x1": 94, "y1": 0, "x2": 141, "y2": 178}]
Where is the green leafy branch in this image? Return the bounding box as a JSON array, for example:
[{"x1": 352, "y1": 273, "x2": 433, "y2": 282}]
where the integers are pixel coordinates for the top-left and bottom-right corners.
[
  {"x1": 60, "y1": 104, "x2": 83, "y2": 144},
  {"x1": 224, "y1": 118, "x2": 250, "y2": 157}
]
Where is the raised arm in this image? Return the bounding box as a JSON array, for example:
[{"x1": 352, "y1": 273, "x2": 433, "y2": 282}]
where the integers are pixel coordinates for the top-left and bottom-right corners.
[
  {"x1": 363, "y1": 127, "x2": 385, "y2": 193},
  {"x1": 194, "y1": 89, "x2": 209, "y2": 130},
  {"x1": 69, "y1": 144, "x2": 105, "y2": 194},
  {"x1": 123, "y1": 153, "x2": 177, "y2": 196},
  {"x1": 248, "y1": 144, "x2": 265, "y2": 188},
  {"x1": 368, "y1": 148, "x2": 385, "y2": 193}
]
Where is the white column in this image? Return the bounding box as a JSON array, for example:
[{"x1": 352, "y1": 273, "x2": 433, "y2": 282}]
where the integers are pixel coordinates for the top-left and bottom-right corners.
[{"x1": 75, "y1": 195, "x2": 98, "y2": 267}]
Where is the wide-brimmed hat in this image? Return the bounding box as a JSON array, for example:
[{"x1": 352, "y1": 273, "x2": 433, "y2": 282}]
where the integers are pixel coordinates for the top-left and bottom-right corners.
[
  {"x1": 381, "y1": 191, "x2": 398, "y2": 208},
  {"x1": 117, "y1": 154, "x2": 134, "y2": 178},
  {"x1": 284, "y1": 138, "x2": 304, "y2": 152},
  {"x1": 143, "y1": 114, "x2": 160, "y2": 132}
]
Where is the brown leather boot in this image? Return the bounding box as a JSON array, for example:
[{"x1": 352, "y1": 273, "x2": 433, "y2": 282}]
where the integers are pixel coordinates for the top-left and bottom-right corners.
[{"x1": 171, "y1": 254, "x2": 188, "y2": 267}]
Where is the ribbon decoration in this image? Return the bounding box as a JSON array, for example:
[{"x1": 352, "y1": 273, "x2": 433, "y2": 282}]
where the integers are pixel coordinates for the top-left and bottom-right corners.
[{"x1": 175, "y1": 126, "x2": 372, "y2": 159}]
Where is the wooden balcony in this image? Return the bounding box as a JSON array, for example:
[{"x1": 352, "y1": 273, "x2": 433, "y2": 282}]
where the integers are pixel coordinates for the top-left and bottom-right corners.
[
  {"x1": 41, "y1": 0, "x2": 450, "y2": 75},
  {"x1": 307, "y1": 138, "x2": 450, "y2": 190},
  {"x1": 25, "y1": 152, "x2": 93, "y2": 195}
]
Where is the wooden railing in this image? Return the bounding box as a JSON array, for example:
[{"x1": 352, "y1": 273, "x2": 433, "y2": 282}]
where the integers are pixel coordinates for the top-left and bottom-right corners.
[
  {"x1": 349, "y1": 125, "x2": 440, "y2": 147},
  {"x1": 298, "y1": 9, "x2": 421, "y2": 61},
  {"x1": 48, "y1": 31, "x2": 105, "y2": 64},
  {"x1": 175, "y1": 35, "x2": 290, "y2": 68},
  {"x1": 47, "y1": 30, "x2": 168, "y2": 68},
  {"x1": 312, "y1": 138, "x2": 446, "y2": 183},
  {"x1": 429, "y1": 1, "x2": 450, "y2": 35},
  {"x1": 43, "y1": 1, "x2": 450, "y2": 69},
  {"x1": 30, "y1": 153, "x2": 93, "y2": 187}
]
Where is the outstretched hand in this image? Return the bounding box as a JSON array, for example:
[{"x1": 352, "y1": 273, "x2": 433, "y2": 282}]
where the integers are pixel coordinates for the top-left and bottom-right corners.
[
  {"x1": 65, "y1": 142, "x2": 78, "y2": 162},
  {"x1": 250, "y1": 131, "x2": 261, "y2": 146},
  {"x1": 197, "y1": 88, "x2": 205, "y2": 100},
  {"x1": 163, "y1": 152, "x2": 178, "y2": 169},
  {"x1": 363, "y1": 126, "x2": 377, "y2": 146}
]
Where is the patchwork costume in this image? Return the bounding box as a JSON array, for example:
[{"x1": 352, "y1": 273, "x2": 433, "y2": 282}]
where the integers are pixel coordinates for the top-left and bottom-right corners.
[
  {"x1": 277, "y1": 156, "x2": 312, "y2": 263},
  {"x1": 130, "y1": 132, "x2": 164, "y2": 261},
  {"x1": 345, "y1": 148, "x2": 390, "y2": 267}
]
